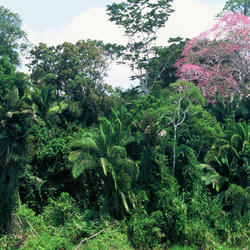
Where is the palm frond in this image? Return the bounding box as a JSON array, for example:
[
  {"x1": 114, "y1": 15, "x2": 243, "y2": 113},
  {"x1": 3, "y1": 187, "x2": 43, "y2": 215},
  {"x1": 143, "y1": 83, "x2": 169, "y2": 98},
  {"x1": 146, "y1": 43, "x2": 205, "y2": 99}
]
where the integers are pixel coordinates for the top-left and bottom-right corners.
[
  {"x1": 199, "y1": 164, "x2": 229, "y2": 191},
  {"x1": 218, "y1": 144, "x2": 231, "y2": 156},
  {"x1": 230, "y1": 147, "x2": 240, "y2": 159},
  {"x1": 83, "y1": 131, "x2": 98, "y2": 139},
  {"x1": 111, "y1": 108, "x2": 119, "y2": 120},
  {"x1": 123, "y1": 112, "x2": 132, "y2": 126},
  {"x1": 241, "y1": 140, "x2": 250, "y2": 156},
  {"x1": 120, "y1": 135, "x2": 135, "y2": 147},
  {"x1": 48, "y1": 101, "x2": 68, "y2": 114},
  {"x1": 111, "y1": 168, "x2": 117, "y2": 191},
  {"x1": 120, "y1": 191, "x2": 129, "y2": 213},
  {"x1": 70, "y1": 137, "x2": 99, "y2": 152},
  {"x1": 72, "y1": 158, "x2": 97, "y2": 178},
  {"x1": 128, "y1": 191, "x2": 137, "y2": 209},
  {"x1": 99, "y1": 116, "x2": 114, "y2": 143},
  {"x1": 69, "y1": 138, "x2": 84, "y2": 149},
  {"x1": 110, "y1": 145, "x2": 127, "y2": 160},
  {"x1": 119, "y1": 158, "x2": 139, "y2": 181},
  {"x1": 68, "y1": 150, "x2": 81, "y2": 162},
  {"x1": 99, "y1": 157, "x2": 107, "y2": 176},
  {"x1": 235, "y1": 123, "x2": 247, "y2": 141},
  {"x1": 114, "y1": 118, "x2": 122, "y2": 133},
  {"x1": 231, "y1": 134, "x2": 243, "y2": 150}
]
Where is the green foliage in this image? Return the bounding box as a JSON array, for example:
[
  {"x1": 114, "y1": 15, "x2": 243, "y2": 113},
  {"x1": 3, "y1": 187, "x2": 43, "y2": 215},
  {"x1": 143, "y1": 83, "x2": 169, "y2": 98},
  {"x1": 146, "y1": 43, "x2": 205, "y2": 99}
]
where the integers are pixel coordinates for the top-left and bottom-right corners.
[
  {"x1": 27, "y1": 41, "x2": 114, "y2": 125},
  {"x1": 0, "y1": 194, "x2": 106, "y2": 249},
  {"x1": 179, "y1": 105, "x2": 223, "y2": 161},
  {"x1": 20, "y1": 123, "x2": 96, "y2": 213},
  {"x1": 31, "y1": 84, "x2": 56, "y2": 123},
  {"x1": 0, "y1": 6, "x2": 27, "y2": 65},
  {"x1": 107, "y1": 0, "x2": 174, "y2": 36},
  {"x1": 186, "y1": 218, "x2": 218, "y2": 249},
  {"x1": 43, "y1": 192, "x2": 78, "y2": 227},
  {"x1": 224, "y1": 184, "x2": 249, "y2": 220},
  {"x1": 199, "y1": 164, "x2": 228, "y2": 192},
  {"x1": 0, "y1": 205, "x2": 46, "y2": 249},
  {"x1": 205, "y1": 122, "x2": 249, "y2": 188},
  {"x1": 149, "y1": 37, "x2": 189, "y2": 90},
  {"x1": 69, "y1": 108, "x2": 138, "y2": 216},
  {"x1": 28, "y1": 40, "x2": 108, "y2": 90},
  {"x1": 0, "y1": 63, "x2": 33, "y2": 230},
  {"x1": 218, "y1": 0, "x2": 250, "y2": 16},
  {"x1": 207, "y1": 95, "x2": 250, "y2": 123},
  {"x1": 22, "y1": 231, "x2": 73, "y2": 250},
  {"x1": 1, "y1": 3, "x2": 249, "y2": 249},
  {"x1": 83, "y1": 227, "x2": 133, "y2": 250},
  {"x1": 107, "y1": 0, "x2": 174, "y2": 94},
  {"x1": 159, "y1": 80, "x2": 205, "y2": 175},
  {"x1": 128, "y1": 210, "x2": 166, "y2": 249},
  {"x1": 183, "y1": 187, "x2": 224, "y2": 248}
]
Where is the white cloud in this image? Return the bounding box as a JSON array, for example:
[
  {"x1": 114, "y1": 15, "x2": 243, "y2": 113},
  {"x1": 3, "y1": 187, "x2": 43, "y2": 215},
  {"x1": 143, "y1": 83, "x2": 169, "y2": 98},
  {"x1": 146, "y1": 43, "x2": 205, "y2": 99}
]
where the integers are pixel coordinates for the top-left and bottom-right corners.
[
  {"x1": 24, "y1": 1, "x2": 224, "y2": 89},
  {"x1": 157, "y1": 0, "x2": 224, "y2": 45},
  {"x1": 24, "y1": 8, "x2": 126, "y2": 46}
]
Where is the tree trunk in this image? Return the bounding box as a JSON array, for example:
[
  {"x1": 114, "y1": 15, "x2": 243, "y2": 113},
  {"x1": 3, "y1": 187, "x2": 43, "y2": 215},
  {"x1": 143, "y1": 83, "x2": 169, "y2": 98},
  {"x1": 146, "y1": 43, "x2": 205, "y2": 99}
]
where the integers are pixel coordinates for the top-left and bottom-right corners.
[{"x1": 173, "y1": 125, "x2": 177, "y2": 176}]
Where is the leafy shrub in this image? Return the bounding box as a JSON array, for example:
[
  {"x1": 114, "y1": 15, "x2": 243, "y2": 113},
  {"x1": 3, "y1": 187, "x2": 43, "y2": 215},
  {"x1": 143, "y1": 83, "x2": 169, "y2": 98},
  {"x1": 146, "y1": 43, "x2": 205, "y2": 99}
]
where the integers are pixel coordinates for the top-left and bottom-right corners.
[
  {"x1": 0, "y1": 204, "x2": 46, "y2": 249},
  {"x1": 42, "y1": 192, "x2": 98, "y2": 244},
  {"x1": 82, "y1": 227, "x2": 133, "y2": 250},
  {"x1": 21, "y1": 229, "x2": 73, "y2": 250},
  {"x1": 42, "y1": 192, "x2": 78, "y2": 227},
  {"x1": 186, "y1": 219, "x2": 218, "y2": 249},
  {"x1": 224, "y1": 185, "x2": 249, "y2": 221},
  {"x1": 128, "y1": 210, "x2": 166, "y2": 249}
]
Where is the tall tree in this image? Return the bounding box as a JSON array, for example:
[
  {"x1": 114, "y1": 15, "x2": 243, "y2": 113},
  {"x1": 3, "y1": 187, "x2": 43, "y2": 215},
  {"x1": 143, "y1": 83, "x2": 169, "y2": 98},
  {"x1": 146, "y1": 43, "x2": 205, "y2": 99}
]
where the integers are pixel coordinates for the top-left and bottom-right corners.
[
  {"x1": 148, "y1": 37, "x2": 188, "y2": 90},
  {"x1": 107, "y1": 0, "x2": 174, "y2": 94},
  {"x1": 0, "y1": 5, "x2": 27, "y2": 65},
  {"x1": 160, "y1": 80, "x2": 204, "y2": 176},
  {"x1": 0, "y1": 63, "x2": 33, "y2": 230},
  {"x1": 219, "y1": 0, "x2": 250, "y2": 16},
  {"x1": 69, "y1": 108, "x2": 138, "y2": 217},
  {"x1": 175, "y1": 12, "x2": 250, "y2": 102},
  {"x1": 28, "y1": 40, "x2": 114, "y2": 125},
  {"x1": 28, "y1": 40, "x2": 109, "y2": 95},
  {"x1": 31, "y1": 85, "x2": 56, "y2": 123}
]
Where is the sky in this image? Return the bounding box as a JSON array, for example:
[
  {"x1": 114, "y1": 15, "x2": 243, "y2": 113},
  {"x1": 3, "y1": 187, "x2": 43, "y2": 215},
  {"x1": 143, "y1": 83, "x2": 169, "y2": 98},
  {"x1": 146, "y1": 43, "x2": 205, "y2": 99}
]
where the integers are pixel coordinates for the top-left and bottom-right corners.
[{"x1": 1, "y1": 0, "x2": 226, "y2": 89}]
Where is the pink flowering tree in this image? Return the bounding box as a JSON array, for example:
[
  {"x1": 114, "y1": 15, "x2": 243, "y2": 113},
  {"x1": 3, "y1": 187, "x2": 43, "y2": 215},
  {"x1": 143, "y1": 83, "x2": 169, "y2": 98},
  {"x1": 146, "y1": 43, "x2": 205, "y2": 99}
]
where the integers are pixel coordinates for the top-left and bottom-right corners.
[{"x1": 175, "y1": 12, "x2": 250, "y2": 102}]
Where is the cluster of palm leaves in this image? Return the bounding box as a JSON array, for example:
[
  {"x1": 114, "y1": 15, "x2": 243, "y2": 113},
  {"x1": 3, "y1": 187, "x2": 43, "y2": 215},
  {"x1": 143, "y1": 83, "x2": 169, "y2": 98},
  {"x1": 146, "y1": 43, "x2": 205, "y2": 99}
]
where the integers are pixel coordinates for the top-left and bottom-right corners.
[
  {"x1": 199, "y1": 122, "x2": 249, "y2": 219},
  {"x1": 69, "y1": 107, "x2": 139, "y2": 216},
  {"x1": 204, "y1": 123, "x2": 249, "y2": 188}
]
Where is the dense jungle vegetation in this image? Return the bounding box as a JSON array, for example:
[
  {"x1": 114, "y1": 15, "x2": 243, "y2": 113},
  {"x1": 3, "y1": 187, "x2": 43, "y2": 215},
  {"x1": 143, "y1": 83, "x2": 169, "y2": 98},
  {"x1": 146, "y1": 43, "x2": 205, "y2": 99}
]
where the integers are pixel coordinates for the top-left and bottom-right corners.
[{"x1": 0, "y1": 0, "x2": 249, "y2": 249}]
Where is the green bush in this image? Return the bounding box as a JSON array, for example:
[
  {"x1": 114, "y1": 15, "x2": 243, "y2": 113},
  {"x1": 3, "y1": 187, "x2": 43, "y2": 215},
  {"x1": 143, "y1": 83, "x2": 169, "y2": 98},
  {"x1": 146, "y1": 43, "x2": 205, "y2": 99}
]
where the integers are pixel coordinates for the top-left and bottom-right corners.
[
  {"x1": 128, "y1": 210, "x2": 166, "y2": 249},
  {"x1": 0, "y1": 194, "x2": 101, "y2": 249},
  {"x1": 21, "y1": 229, "x2": 73, "y2": 250},
  {"x1": 42, "y1": 192, "x2": 78, "y2": 227},
  {"x1": 82, "y1": 227, "x2": 133, "y2": 250},
  {"x1": 42, "y1": 192, "x2": 98, "y2": 244}
]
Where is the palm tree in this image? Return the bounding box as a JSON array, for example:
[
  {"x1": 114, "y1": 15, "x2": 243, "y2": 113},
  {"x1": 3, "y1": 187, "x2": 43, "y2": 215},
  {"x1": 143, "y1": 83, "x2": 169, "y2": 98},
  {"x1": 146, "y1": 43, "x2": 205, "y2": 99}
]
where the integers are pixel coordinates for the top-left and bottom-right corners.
[
  {"x1": 198, "y1": 123, "x2": 249, "y2": 228},
  {"x1": 198, "y1": 122, "x2": 249, "y2": 210},
  {"x1": 205, "y1": 122, "x2": 249, "y2": 188},
  {"x1": 69, "y1": 108, "x2": 138, "y2": 217},
  {"x1": 31, "y1": 85, "x2": 56, "y2": 122}
]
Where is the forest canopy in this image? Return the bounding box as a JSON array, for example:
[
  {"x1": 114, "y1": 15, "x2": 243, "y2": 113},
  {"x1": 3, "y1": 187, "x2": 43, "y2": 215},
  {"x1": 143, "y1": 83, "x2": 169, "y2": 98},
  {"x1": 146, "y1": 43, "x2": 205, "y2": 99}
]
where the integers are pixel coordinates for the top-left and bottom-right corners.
[{"x1": 0, "y1": 0, "x2": 249, "y2": 249}]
